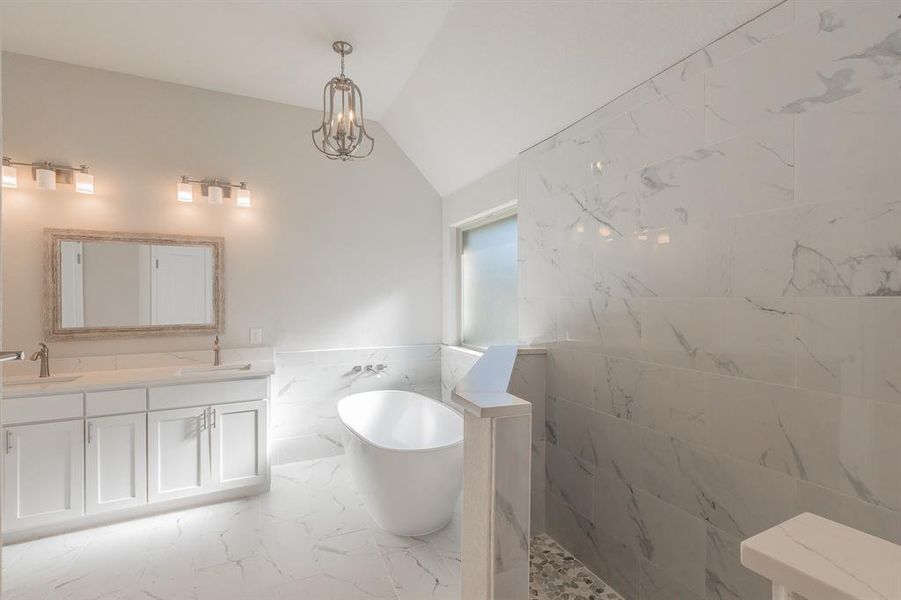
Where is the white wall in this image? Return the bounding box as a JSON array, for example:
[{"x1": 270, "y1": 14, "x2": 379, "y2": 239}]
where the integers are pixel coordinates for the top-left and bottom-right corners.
[
  {"x1": 0, "y1": 4, "x2": 6, "y2": 567},
  {"x1": 1, "y1": 53, "x2": 442, "y2": 358}
]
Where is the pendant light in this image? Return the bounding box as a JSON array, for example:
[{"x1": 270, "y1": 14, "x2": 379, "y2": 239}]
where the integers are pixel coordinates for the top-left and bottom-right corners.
[{"x1": 311, "y1": 41, "x2": 375, "y2": 161}]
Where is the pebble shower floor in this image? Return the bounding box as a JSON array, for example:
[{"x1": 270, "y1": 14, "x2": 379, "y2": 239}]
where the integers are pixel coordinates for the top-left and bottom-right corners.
[{"x1": 530, "y1": 534, "x2": 625, "y2": 600}]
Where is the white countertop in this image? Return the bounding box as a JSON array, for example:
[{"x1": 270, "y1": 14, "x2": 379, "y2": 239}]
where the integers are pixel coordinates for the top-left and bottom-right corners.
[
  {"x1": 741, "y1": 512, "x2": 901, "y2": 600},
  {"x1": 451, "y1": 345, "x2": 532, "y2": 418},
  {"x1": 2, "y1": 360, "x2": 275, "y2": 399},
  {"x1": 452, "y1": 390, "x2": 531, "y2": 418}
]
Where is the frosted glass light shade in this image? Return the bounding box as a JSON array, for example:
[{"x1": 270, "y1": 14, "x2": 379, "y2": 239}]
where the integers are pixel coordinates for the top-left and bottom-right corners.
[
  {"x1": 36, "y1": 167, "x2": 56, "y2": 191},
  {"x1": 236, "y1": 187, "x2": 251, "y2": 207},
  {"x1": 177, "y1": 181, "x2": 193, "y2": 202},
  {"x1": 2, "y1": 165, "x2": 17, "y2": 188},
  {"x1": 207, "y1": 185, "x2": 223, "y2": 205},
  {"x1": 74, "y1": 171, "x2": 94, "y2": 194}
]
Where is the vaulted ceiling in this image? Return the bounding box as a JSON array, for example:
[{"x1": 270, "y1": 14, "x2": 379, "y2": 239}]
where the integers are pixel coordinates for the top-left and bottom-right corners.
[{"x1": 1, "y1": 0, "x2": 780, "y2": 196}]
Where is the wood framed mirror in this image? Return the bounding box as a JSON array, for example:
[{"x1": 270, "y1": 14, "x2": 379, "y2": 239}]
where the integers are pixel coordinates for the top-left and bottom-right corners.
[{"x1": 44, "y1": 229, "x2": 225, "y2": 339}]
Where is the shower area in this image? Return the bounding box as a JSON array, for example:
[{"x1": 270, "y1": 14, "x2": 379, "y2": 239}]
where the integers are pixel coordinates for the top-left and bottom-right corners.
[{"x1": 514, "y1": 2, "x2": 901, "y2": 598}]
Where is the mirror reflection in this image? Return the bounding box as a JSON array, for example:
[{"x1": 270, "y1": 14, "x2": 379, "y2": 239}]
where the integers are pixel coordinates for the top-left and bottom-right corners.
[{"x1": 59, "y1": 240, "x2": 214, "y2": 328}]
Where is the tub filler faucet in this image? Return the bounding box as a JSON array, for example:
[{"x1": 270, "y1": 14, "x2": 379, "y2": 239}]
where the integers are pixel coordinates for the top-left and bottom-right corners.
[
  {"x1": 30, "y1": 342, "x2": 50, "y2": 378},
  {"x1": 365, "y1": 364, "x2": 387, "y2": 378}
]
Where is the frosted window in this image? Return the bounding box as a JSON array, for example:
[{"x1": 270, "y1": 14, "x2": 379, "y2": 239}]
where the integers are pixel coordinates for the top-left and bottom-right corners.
[{"x1": 461, "y1": 214, "x2": 517, "y2": 348}]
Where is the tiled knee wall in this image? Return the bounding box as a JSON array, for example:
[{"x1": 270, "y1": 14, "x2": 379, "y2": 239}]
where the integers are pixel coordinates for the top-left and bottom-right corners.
[
  {"x1": 518, "y1": 2, "x2": 901, "y2": 599},
  {"x1": 441, "y1": 346, "x2": 548, "y2": 535}
]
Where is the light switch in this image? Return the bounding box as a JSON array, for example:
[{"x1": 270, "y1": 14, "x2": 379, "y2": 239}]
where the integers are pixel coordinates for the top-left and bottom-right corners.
[{"x1": 249, "y1": 328, "x2": 263, "y2": 345}]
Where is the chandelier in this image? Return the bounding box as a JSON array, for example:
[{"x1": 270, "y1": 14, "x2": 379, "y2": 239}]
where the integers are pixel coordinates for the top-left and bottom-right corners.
[{"x1": 312, "y1": 41, "x2": 375, "y2": 161}]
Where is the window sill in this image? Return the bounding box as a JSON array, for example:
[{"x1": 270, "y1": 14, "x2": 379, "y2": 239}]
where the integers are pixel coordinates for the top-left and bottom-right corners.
[{"x1": 441, "y1": 344, "x2": 546, "y2": 356}]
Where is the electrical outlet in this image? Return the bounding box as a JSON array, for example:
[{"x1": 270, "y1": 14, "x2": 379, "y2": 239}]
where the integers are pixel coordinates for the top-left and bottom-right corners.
[{"x1": 249, "y1": 328, "x2": 263, "y2": 345}]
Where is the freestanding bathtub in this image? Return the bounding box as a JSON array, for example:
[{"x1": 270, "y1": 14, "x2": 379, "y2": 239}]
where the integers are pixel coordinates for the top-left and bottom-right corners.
[{"x1": 337, "y1": 390, "x2": 463, "y2": 536}]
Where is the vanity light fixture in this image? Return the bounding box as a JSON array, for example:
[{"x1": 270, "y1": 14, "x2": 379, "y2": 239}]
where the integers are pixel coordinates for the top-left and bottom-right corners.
[
  {"x1": 2, "y1": 158, "x2": 17, "y2": 188},
  {"x1": 312, "y1": 41, "x2": 375, "y2": 161},
  {"x1": 177, "y1": 176, "x2": 193, "y2": 202},
  {"x1": 35, "y1": 164, "x2": 57, "y2": 191},
  {"x1": 207, "y1": 183, "x2": 224, "y2": 205},
  {"x1": 177, "y1": 176, "x2": 251, "y2": 207},
  {"x1": 235, "y1": 183, "x2": 251, "y2": 208},
  {"x1": 1, "y1": 157, "x2": 94, "y2": 194},
  {"x1": 74, "y1": 166, "x2": 94, "y2": 194}
]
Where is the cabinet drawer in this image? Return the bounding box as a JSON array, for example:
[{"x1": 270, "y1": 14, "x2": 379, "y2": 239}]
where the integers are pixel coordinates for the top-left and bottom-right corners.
[
  {"x1": 2, "y1": 393, "x2": 84, "y2": 425},
  {"x1": 86, "y1": 388, "x2": 147, "y2": 417},
  {"x1": 148, "y1": 378, "x2": 268, "y2": 411}
]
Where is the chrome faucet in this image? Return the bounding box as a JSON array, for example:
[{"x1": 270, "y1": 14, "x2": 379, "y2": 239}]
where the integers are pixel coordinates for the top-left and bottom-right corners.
[
  {"x1": 213, "y1": 336, "x2": 221, "y2": 366},
  {"x1": 30, "y1": 343, "x2": 50, "y2": 378},
  {"x1": 365, "y1": 364, "x2": 387, "y2": 377}
]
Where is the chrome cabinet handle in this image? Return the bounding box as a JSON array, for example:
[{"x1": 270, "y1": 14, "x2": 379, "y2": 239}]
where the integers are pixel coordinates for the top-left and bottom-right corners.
[
  {"x1": 0, "y1": 351, "x2": 24, "y2": 363},
  {"x1": 200, "y1": 409, "x2": 207, "y2": 431},
  {"x1": 6, "y1": 430, "x2": 12, "y2": 454},
  {"x1": 87, "y1": 421, "x2": 93, "y2": 444},
  {"x1": 210, "y1": 408, "x2": 217, "y2": 429}
]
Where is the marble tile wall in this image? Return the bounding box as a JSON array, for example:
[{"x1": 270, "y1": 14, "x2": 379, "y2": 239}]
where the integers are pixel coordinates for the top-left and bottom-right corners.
[
  {"x1": 519, "y1": 2, "x2": 901, "y2": 598},
  {"x1": 273, "y1": 345, "x2": 441, "y2": 464},
  {"x1": 441, "y1": 345, "x2": 547, "y2": 534},
  {"x1": 492, "y1": 412, "x2": 532, "y2": 599}
]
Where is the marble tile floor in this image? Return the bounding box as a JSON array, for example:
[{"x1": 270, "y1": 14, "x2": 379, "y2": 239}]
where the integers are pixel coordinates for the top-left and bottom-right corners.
[
  {"x1": 2, "y1": 456, "x2": 461, "y2": 600},
  {"x1": 530, "y1": 534, "x2": 624, "y2": 600},
  {"x1": 3, "y1": 455, "x2": 621, "y2": 600}
]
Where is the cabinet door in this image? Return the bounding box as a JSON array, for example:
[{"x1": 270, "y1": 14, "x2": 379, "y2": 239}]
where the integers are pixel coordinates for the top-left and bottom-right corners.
[
  {"x1": 86, "y1": 413, "x2": 147, "y2": 514},
  {"x1": 210, "y1": 400, "x2": 267, "y2": 491},
  {"x1": 3, "y1": 420, "x2": 84, "y2": 532},
  {"x1": 147, "y1": 407, "x2": 210, "y2": 503}
]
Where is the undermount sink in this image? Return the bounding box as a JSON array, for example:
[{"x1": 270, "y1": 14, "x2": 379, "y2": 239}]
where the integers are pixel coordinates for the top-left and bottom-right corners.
[
  {"x1": 176, "y1": 363, "x2": 252, "y2": 375},
  {"x1": 4, "y1": 374, "x2": 82, "y2": 386}
]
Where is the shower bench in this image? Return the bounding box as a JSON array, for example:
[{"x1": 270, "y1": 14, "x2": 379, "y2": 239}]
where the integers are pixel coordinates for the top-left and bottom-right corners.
[{"x1": 741, "y1": 512, "x2": 901, "y2": 600}]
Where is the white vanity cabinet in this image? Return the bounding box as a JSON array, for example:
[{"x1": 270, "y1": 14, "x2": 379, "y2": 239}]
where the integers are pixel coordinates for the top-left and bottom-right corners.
[
  {"x1": 86, "y1": 413, "x2": 147, "y2": 514},
  {"x1": 147, "y1": 406, "x2": 210, "y2": 503},
  {"x1": 210, "y1": 400, "x2": 267, "y2": 491},
  {"x1": 1, "y1": 370, "x2": 271, "y2": 541},
  {"x1": 148, "y1": 400, "x2": 268, "y2": 502},
  {"x1": 3, "y1": 419, "x2": 85, "y2": 532}
]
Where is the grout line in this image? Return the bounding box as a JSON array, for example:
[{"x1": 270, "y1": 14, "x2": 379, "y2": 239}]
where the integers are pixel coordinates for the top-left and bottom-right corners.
[{"x1": 520, "y1": 0, "x2": 792, "y2": 155}]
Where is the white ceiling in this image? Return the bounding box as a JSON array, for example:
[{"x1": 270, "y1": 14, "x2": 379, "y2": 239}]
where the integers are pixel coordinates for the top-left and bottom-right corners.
[
  {"x1": 1, "y1": 1, "x2": 780, "y2": 197},
  {"x1": 0, "y1": 1, "x2": 455, "y2": 118}
]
